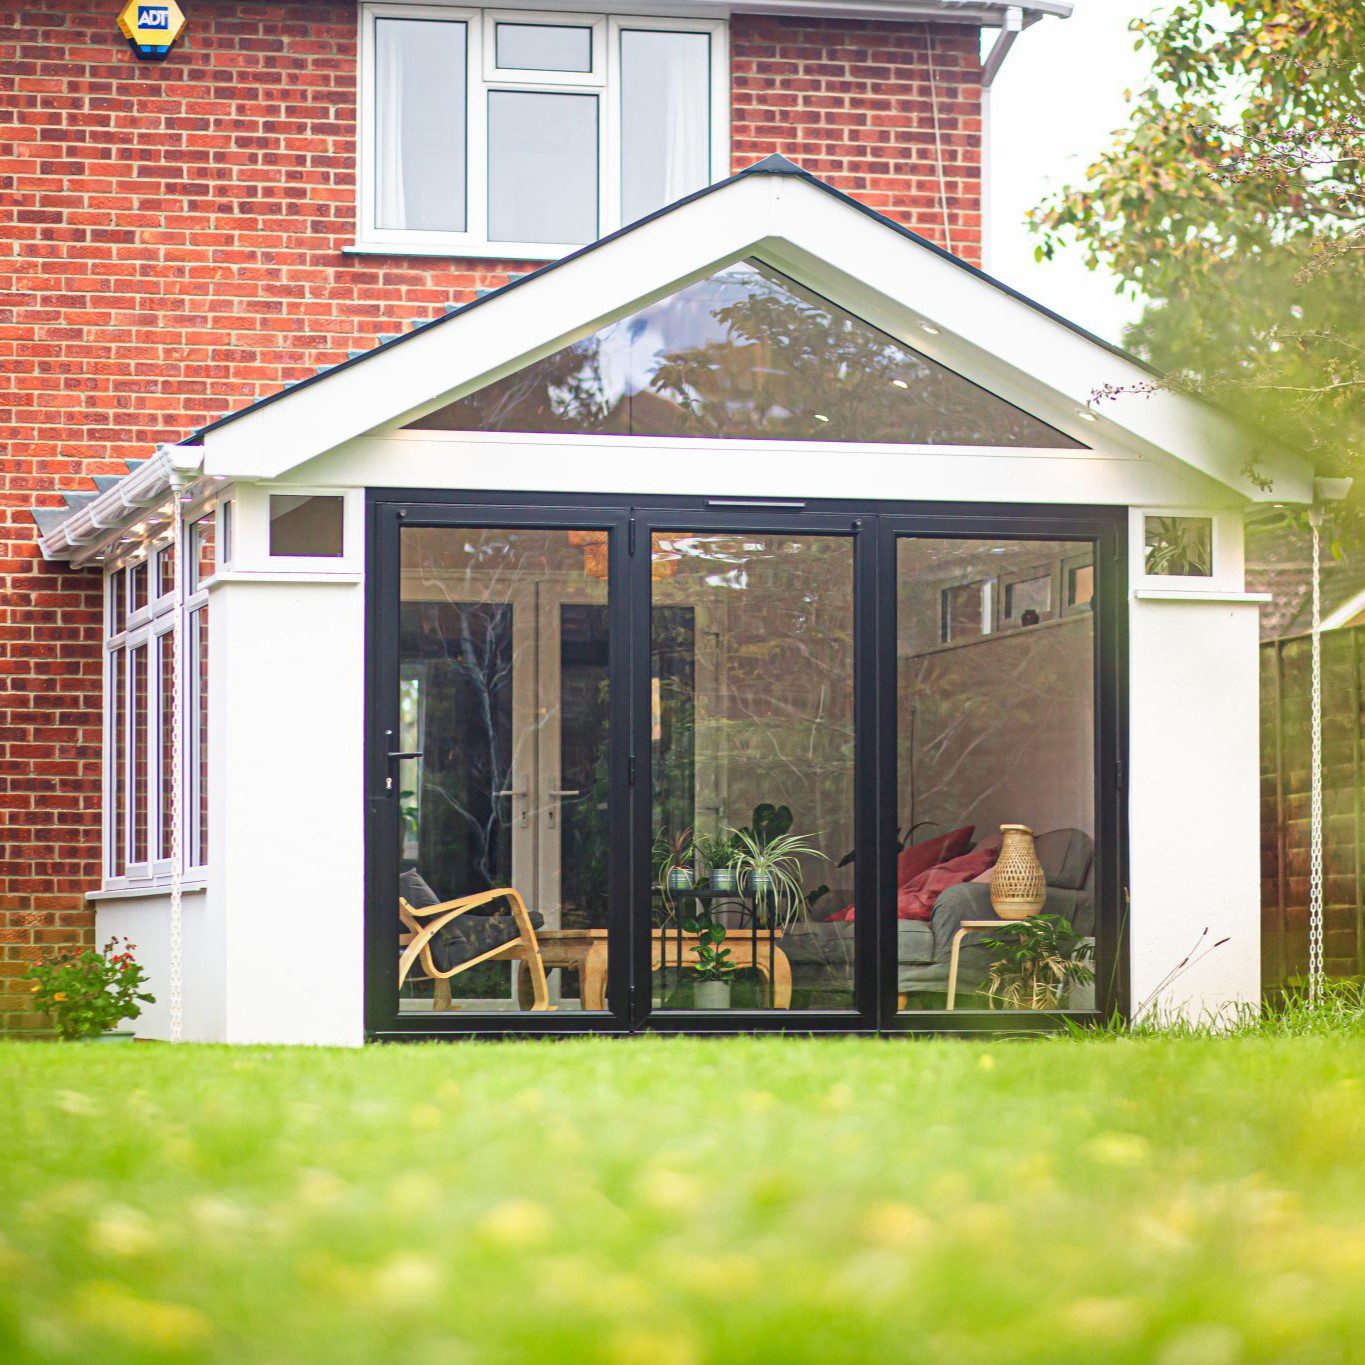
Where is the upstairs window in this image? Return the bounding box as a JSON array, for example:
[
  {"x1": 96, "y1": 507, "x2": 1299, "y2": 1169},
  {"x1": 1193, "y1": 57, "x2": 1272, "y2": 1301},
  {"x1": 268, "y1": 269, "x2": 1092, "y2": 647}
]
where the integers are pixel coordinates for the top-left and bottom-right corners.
[{"x1": 360, "y1": 6, "x2": 728, "y2": 258}]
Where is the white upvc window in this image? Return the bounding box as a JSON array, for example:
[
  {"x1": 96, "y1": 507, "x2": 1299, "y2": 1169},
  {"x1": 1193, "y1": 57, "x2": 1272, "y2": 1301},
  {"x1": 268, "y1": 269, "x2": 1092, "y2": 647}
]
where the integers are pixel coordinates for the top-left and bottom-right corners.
[
  {"x1": 356, "y1": 3, "x2": 729, "y2": 259},
  {"x1": 103, "y1": 511, "x2": 216, "y2": 889}
]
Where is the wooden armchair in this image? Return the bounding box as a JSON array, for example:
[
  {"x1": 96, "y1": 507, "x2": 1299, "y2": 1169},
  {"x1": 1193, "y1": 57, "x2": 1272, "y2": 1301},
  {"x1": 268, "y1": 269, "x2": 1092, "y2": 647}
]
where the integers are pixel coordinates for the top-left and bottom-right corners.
[{"x1": 398, "y1": 887, "x2": 550, "y2": 1011}]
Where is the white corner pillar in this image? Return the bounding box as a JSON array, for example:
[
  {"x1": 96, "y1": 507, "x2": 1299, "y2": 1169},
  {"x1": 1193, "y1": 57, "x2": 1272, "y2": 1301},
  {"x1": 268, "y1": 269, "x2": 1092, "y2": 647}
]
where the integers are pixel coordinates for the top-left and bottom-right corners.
[
  {"x1": 1127, "y1": 596, "x2": 1263, "y2": 1019},
  {"x1": 211, "y1": 574, "x2": 366, "y2": 1044}
]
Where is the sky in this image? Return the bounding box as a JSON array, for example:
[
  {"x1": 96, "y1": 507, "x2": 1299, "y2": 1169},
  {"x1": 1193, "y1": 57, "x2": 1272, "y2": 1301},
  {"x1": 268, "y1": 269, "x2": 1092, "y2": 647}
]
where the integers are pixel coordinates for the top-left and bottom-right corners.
[{"x1": 985, "y1": 0, "x2": 1156, "y2": 345}]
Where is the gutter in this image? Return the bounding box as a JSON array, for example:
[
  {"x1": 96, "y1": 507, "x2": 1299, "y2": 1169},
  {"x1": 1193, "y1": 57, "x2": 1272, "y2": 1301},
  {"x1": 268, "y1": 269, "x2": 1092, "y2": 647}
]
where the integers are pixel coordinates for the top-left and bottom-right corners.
[
  {"x1": 39, "y1": 442, "x2": 205, "y2": 565},
  {"x1": 982, "y1": 4, "x2": 1025, "y2": 87}
]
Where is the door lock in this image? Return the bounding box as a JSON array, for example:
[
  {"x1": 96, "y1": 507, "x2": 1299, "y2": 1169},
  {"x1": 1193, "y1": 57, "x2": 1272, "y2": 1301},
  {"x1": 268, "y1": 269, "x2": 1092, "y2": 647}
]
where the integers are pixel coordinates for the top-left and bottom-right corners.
[
  {"x1": 496, "y1": 785, "x2": 530, "y2": 828},
  {"x1": 382, "y1": 733, "x2": 423, "y2": 793},
  {"x1": 545, "y1": 788, "x2": 581, "y2": 830}
]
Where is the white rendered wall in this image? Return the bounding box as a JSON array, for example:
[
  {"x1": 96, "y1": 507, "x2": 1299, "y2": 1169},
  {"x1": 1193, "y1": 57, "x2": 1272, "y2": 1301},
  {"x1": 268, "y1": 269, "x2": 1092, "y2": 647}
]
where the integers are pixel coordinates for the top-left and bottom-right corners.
[
  {"x1": 1128, "y1": 598, "x2": 1263, "y2": 1019},
  {"x1": 211, "y1": 575, "x2": 366, "y2": 1044},
  {"x1": 93, "y1": 888, "x2": 219, "y2": 1040}
]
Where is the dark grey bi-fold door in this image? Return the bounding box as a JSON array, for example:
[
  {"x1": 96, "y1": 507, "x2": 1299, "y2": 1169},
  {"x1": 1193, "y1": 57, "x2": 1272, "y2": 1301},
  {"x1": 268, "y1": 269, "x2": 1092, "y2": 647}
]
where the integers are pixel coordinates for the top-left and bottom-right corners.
[{"x1": 365, "y1": 494, "x2": 1126, "y2": 1038}]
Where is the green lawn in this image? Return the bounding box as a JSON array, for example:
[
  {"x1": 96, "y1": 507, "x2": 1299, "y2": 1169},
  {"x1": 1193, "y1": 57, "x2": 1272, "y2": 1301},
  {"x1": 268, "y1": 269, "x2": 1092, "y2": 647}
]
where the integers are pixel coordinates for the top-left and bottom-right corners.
[{"x1": 2, "y1": 1036, "x2": 1363, "y2": 1363}]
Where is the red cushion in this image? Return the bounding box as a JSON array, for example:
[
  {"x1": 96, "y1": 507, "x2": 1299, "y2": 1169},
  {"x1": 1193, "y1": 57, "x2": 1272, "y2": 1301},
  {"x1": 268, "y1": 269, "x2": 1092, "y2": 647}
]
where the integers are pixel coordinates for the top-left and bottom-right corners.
[
  {"x1": 896, "y1": 845, "x2": 998, "y2": 921},
  {"x1": 897, "y1": 826, "x2": 974, "y2": 885},
  {"x1": 825, "y1": 826, "x2": 977, "y2": 922}
]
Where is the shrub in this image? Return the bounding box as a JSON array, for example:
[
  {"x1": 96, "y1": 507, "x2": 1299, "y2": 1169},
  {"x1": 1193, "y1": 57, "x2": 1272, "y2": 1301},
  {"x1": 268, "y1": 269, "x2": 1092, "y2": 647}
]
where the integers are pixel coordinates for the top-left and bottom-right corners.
[{"x1": 25, "y1": 937, "x2": 155, "y2": 1040}]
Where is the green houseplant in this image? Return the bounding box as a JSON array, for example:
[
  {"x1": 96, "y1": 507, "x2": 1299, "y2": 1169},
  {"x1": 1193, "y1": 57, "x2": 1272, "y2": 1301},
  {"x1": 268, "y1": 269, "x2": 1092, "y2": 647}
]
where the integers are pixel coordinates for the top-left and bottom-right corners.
[
  {"x1": 726, "y1": 824, "x2": 826, "y2": 933},
  {"x1": 977, "y1": 915, "x2": 1094, "y2": 1011},
  {"x1": 25, "y1": 936, "x2": 155, "y2": 1041},
  {"x1": 655, "y1": 826, "x2": 696, "y2": 896},
  {"x1": 695, "y1": 830, "x2": 740, "y2": 894},
  {"x1": 682, "y1": 913, "x2": 736, "y2": 1008}
]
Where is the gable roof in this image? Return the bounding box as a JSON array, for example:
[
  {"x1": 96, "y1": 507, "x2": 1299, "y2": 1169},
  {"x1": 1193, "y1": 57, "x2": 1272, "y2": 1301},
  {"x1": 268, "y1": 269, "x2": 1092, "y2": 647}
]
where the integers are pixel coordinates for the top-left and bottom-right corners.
[
  {"x1": 190, "y1": 153, "x2": 1157, "y2": 450},
  {"x1": 37, "y1": 154, "x2": 1313, "y2": 561}
]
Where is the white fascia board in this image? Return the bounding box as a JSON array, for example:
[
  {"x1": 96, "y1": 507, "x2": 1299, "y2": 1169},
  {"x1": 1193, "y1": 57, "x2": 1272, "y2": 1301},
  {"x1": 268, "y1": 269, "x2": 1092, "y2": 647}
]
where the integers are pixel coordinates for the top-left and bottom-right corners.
[
  {"x1": 726, "y1": 0, "x2": 1069, "y2": 21},
  {"x1": 201, "y1": 172, "x2": 1309, "y2": 503}
]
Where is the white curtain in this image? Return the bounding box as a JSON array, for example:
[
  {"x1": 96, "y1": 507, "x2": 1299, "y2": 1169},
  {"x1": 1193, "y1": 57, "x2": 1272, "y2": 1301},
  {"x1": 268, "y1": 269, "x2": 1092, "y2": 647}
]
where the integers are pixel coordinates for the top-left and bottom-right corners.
[
  {"x1": 375, "y1": 20, "x2": 408, "y2": 230},
  {"x1": 659, "y1": 33, "x2": 709, "y2": 205},
  {"x1": 622, "y1": 31, "x2": 709, "y2": 222}
]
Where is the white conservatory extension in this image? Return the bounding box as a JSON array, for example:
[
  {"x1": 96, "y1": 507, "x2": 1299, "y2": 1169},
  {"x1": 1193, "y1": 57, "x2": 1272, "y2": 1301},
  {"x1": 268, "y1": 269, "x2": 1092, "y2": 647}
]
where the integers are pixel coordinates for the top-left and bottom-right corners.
[{"x1": 39, "y1": 158, "x2": 1312, "y2": 1044}]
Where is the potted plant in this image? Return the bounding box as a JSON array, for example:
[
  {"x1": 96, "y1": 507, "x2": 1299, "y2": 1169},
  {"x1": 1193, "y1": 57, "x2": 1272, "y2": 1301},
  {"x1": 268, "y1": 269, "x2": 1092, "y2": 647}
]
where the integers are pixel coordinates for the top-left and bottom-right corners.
[
  {"x1": 976, "y1": 915, "x2": 1094, "y2": 1011},
  {"x1": 25, "y1": 936, "x2": 155, "y2": 1041},
  {"x1": 655, "y1": 826, "x2": 696, "y2": 895},
  {"x1": 695, "y1": 830, "x2": 740, "y2": 894},
  {"x1": 726, "y1": 823, "x2": 826, "y2": 932},
  {"x1": 683, "y1": 912, "x2": 735, "y2": 1008}
]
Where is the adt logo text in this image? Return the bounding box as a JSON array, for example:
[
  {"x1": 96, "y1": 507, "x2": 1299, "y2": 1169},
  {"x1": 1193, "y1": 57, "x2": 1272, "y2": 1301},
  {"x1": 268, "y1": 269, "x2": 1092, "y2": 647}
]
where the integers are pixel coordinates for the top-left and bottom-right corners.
[{"x1": 139, "y1": 6, "x2": 170, "y2": 27}]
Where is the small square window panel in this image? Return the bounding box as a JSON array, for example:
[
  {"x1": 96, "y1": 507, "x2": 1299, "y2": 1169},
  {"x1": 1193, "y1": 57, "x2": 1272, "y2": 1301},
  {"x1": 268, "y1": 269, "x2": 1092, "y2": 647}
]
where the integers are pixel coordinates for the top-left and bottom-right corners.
[
  {"x1": 495, "y1": 22, "x2": 592, "y2": 72},
  {"x1": 270, "y1": 495, "x2": 345, "y2": 558},
  {"x1": 1004, "y1": 573, "x2": 1052, "y2": 623},
  {"x1": 1067, "y1": 562, "x2": 1094, "y2": 611},
  {"x1": 1144, "y1": 515, "x2": 1212, "y2": 577}
]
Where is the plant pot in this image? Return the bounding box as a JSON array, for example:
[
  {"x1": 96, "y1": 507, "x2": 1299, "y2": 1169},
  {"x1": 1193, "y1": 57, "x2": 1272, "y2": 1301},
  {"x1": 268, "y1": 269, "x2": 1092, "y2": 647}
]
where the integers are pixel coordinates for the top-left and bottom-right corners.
[
  {"x1": 78, "y1": 1030, "x2": 137, "y2": 1043},
  {"x1": 666, "y1": 866, "x2": 695, "y2": 894},
  {"x1": 1063, "y1": 978, "x2": 1096, "y2": 1011},
  {"x1": 693, "y1": 979, "x2": 732, "y2": 1010},
  {"x1": 744, "y1": 868, "x2": 775, "y2": 899},
  {"x1": 990, "y1": 824, "x2": 1046, "y2": 920},
  {"x1": 709, "y1": 867, "x2": 738, "y2": 895}
]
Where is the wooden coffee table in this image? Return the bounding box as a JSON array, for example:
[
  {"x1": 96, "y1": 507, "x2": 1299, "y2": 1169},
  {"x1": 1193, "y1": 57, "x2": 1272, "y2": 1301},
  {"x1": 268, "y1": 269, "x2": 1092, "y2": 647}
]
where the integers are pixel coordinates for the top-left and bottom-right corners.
[{"x1": 521, "y1": 928, "x2": 792, "y2": 1010}]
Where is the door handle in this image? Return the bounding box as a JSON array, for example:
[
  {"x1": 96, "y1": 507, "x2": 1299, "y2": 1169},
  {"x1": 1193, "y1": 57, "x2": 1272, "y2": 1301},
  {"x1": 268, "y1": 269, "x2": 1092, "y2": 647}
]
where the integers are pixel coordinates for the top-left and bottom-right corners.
[
  {"x1": 381, "y1": 734, "x2": 423, "y2": 793},
  {"x1": 496, "y1": 786, "x2": 529, "y2": 828},
  {"x1": 545, "y1": 789, "x2": 581, "y2": 830}
]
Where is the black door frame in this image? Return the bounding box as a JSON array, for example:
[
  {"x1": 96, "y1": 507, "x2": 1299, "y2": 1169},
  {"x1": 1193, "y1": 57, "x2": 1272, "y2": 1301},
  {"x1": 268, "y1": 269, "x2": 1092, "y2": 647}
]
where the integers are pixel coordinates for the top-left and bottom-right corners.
[{"x1": 364, "y1": 489, "x2": 1128, "y2": 1039}]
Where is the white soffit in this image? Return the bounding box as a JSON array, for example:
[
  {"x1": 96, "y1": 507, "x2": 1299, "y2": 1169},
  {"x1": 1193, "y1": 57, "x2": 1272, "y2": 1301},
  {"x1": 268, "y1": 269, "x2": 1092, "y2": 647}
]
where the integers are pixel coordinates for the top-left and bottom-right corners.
[{"x1": 196, "y1": 166, "x2": 1311, "y2": 503}]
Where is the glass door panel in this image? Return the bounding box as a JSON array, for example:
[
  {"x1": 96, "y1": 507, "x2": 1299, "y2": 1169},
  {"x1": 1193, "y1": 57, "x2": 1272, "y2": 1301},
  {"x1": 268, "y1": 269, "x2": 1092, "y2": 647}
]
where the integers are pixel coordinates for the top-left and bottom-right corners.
[
  {"x1": 649, "y1": 531, "x2": 857, "y2": 1012},
  {"x1": 397, "y1": 525, "x2": 614, "y2": 1015},
  {"x1": 895, "y1": 537, "x2": 1097, "y2": 1014}
]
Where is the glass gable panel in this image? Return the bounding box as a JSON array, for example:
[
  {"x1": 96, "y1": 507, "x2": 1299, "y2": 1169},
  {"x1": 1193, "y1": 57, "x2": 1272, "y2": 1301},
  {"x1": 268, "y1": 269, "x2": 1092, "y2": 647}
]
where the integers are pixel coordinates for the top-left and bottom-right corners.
[{"x1": 407, "y1": 261, "x2": 1085, "y2": 447}]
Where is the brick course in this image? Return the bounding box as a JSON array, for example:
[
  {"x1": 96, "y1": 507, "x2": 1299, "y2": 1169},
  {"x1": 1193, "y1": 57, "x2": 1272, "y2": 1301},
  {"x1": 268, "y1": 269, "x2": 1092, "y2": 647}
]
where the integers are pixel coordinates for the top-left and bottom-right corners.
[{"x1": 0, "y1": 1, "x2": 982, "y2": 1032}]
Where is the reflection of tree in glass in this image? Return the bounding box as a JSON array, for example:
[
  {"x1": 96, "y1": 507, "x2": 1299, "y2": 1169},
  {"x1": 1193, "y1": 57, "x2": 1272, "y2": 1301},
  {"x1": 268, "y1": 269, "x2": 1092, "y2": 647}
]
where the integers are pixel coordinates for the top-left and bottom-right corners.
[{"x1": 409, "y1": 262, "x2": 1080, "y2": 447}]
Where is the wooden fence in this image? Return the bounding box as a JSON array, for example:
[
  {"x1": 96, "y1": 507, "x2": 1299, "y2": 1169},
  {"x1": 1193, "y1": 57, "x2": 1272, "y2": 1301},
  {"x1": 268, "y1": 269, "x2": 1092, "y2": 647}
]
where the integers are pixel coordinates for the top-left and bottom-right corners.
[{"x1": 1261, "y1": 625, "x2": 1365, "y2": 987}]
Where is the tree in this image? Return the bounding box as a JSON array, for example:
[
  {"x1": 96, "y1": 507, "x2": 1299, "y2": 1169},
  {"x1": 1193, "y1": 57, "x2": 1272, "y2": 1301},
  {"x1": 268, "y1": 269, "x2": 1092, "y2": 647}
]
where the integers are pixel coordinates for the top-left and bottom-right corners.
[{"x1": 1031, "y1": 2, "x2": 1364, "y2": 496}]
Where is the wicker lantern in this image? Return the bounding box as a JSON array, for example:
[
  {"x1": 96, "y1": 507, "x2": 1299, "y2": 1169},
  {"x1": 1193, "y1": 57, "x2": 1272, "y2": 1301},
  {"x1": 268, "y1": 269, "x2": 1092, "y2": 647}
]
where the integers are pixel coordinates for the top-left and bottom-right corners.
[{"x1": 990, "y1": 824, "x2": 1046, "y2": 919}]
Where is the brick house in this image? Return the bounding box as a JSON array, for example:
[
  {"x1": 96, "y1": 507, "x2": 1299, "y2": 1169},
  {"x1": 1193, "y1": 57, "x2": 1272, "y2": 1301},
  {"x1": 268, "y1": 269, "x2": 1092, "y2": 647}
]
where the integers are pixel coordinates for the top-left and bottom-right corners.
[{"x1": 4, "y1": 1, "x2": 1311, "y2": 1042}]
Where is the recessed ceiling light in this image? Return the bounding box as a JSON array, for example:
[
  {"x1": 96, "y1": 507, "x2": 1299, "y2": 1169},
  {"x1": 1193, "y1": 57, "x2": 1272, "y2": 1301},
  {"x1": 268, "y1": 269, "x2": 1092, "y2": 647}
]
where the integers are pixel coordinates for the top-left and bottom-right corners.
[
  {"x1": 1076, "y1": 408, "x2": 1098, "y2": 422},
  {"x1": 919, "y1": 321, "x2": 940, "y2": 335},
  {"x1": 814, "y1": 413, "x2": 830, "y2": 423},
  {"x1": 891, "y1": 378, "x2": 909, "y2": 389}
]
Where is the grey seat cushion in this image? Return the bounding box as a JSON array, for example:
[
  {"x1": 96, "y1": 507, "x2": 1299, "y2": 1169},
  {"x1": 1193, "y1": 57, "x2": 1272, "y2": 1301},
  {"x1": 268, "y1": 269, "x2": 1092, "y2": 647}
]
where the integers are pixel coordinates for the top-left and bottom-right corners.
[
  {"x1": 897, "y1": 919, "x2": 935, "y2": 965},
  {"x1": 1033, "y1": 829, "x2": 1093, "y2": 892},
  {"x1": 399, "y1": 869, "x2": 543, "y2": 975}
]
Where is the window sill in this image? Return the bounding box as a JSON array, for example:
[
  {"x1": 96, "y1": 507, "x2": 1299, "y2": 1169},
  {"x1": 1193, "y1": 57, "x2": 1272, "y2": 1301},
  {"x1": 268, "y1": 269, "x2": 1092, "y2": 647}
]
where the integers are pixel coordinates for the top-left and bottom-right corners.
[
  {"x1": 1132, "y1": 589, "x2": 1271, "y2": 604},
  {"x1": 344, "y1": 240, "x2": 562, "y2": 263},
  {"x1": 211, "y1": 568, "x2": 363, "y2": 586},
  {"x1": 89, "y1": 881, "x2": 208, "y2": 903}
]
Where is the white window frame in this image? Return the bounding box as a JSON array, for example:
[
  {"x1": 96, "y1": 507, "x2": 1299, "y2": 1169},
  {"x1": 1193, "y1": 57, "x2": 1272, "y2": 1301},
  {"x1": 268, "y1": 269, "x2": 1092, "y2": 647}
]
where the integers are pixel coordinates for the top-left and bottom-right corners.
[
  {"x1": 1130, "y1": 507, "x2": 1239, "y2": 592},
  {"x1": 102, "y1": 511, "x2": 214, "y2": 891},
  {"x1": 355, "y1": 2, "x2": 729, "y2": 260}
]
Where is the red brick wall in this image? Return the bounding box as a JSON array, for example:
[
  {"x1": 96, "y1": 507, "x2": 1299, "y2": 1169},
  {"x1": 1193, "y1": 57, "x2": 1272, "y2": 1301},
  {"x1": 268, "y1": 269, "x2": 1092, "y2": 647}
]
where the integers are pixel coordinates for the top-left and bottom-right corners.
[
  {"x1": 731, "y1": 16, "x2": 983, "y2": 258},
  {"x1": 0, "y1": 1, "x2": 982, "y2": 1032}
]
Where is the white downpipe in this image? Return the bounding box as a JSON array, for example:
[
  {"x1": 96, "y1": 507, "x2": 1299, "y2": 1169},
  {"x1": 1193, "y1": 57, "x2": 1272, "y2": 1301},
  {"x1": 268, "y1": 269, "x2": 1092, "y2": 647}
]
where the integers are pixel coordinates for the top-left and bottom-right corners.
[
  {"x1": 169, "y1": 471, "x2": 187, "y2": 1041},
  {"x1": 1308, "y1": 514, "x2": 1324, "y2": 1003}
]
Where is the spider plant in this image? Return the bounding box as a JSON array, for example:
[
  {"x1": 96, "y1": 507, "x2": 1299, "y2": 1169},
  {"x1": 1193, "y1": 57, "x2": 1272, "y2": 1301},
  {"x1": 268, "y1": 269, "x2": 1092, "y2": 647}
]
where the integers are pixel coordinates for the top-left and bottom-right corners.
[{"x1": 725, "y1": 825, "x2": 826, "y2": 932}]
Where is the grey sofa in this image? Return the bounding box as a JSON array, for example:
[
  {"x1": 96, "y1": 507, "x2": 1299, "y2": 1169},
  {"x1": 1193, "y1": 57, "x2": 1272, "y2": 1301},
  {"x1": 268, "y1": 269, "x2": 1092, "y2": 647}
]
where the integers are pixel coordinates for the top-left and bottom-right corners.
[{"x1": 781, "y1": 828, "x2": 1095, "y2": 1006}]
